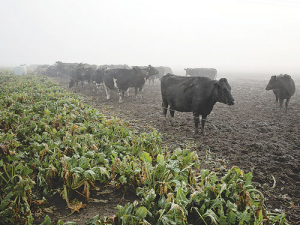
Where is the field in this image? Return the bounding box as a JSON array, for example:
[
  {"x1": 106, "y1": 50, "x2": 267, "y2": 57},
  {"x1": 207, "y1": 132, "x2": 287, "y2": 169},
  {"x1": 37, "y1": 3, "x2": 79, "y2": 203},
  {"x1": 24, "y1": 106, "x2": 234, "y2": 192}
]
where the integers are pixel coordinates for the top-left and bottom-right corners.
[
  {"x1": 0, "y1": 73, "x2": 299, "y2": 224},
  {"x1": 52, "y1": 75, "x2": 300, "y2": 224}
]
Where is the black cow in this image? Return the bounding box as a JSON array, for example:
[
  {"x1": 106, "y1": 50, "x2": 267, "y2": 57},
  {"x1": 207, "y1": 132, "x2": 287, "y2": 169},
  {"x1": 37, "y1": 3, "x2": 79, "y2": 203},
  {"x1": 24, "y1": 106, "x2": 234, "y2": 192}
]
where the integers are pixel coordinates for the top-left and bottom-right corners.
[
  {"x1": 69, "y1": 66, "x2": 95, "y2": 90},
  {"x1": 91, "y1": 68, "x2": 107, "y2": 93},
  {"x1": 69, "y1": 67, "x2": 84, "y2": 89},
  {"x1": 103, "y1": 67, "x2": 150, "y2": 102},
  {"x1": 161, "y1": 74, "x2": 234, "y2": 135},
  {"x1": 148, "y1": 66, "x2": 173, "y2": 85},
  {"x1": 92, "y1": 68, "x2": 107, "y2": 84},
  {"x1": 184, "y1": 68, "x2": 217, "y2": 80},
  {"x1": 266, "y1": 74, "x2": 295, "y2": 112},
  {"x1": 83, "y1": 67, "x2": 95, "y2": 84}
]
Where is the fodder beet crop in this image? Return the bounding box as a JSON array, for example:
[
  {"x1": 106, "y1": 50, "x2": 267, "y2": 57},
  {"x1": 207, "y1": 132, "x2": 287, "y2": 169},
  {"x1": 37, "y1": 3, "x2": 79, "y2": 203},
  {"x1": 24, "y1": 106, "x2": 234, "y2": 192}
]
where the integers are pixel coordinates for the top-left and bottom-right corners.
[{"x1": 0, "y1": 74, "x2": 288, "y2": 224}]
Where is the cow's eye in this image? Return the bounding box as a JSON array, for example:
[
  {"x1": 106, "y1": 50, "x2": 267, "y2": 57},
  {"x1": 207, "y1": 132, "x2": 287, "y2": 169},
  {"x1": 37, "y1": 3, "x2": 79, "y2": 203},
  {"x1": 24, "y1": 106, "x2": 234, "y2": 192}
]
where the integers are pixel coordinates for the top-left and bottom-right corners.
[{"x1": 222, "y1": 89, "x2": 227, "y2": 93}]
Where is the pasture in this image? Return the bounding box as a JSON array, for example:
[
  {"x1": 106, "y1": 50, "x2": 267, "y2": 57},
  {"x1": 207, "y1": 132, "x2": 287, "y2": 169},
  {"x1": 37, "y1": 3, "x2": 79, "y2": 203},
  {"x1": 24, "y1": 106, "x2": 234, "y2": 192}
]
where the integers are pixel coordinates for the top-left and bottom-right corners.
[
  {"x1": 53, "y1": 74, "x2": 300, "y2": 224},
  {"x1": 0, "y1": 73, "x2": 298, "y2": 224}
]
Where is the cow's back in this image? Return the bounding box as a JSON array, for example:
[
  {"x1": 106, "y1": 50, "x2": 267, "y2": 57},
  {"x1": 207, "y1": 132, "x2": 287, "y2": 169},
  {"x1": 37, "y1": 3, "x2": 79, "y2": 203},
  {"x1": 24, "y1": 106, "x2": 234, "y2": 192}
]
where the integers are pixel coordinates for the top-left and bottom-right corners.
[
  {"x1": 161, "y1": 74, "x2": 209, "y2": 99},
  {"x1": 161, "y1": 74, "x2": 215, "y2": 112},
  {"x1": 278, "y1": 75, "x2": 295, "y2": 96}
]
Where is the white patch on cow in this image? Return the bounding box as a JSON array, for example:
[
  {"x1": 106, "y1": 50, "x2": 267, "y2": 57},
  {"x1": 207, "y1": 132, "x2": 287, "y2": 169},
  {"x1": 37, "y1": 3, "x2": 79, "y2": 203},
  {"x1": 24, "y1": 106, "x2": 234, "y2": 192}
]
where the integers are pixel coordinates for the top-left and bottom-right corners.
[
  {"x1": 113, "y1": 78, "x2": 117, "y2": 88},
  {"x1": 103, "y1": 84, "x2": 110, "y2": 100},
  {"x1": 118, "y1": 93, "x2": 123, "y2": 103}
]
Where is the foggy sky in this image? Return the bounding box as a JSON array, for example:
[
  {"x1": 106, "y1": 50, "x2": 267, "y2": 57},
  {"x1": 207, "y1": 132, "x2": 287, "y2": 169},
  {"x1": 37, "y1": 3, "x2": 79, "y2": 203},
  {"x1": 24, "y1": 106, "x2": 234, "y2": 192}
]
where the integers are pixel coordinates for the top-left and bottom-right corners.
[{"x1": 1, "y1": 0, "x2": 299, "y2": 76}]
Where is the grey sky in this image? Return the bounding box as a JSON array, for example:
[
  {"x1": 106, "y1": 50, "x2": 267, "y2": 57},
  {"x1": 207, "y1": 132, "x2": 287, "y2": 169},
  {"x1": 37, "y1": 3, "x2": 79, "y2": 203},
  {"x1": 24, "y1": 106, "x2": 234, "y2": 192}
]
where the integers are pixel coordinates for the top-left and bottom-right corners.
[{"x1": 1, "y1": 0, "x2": 299, "y2": 76}]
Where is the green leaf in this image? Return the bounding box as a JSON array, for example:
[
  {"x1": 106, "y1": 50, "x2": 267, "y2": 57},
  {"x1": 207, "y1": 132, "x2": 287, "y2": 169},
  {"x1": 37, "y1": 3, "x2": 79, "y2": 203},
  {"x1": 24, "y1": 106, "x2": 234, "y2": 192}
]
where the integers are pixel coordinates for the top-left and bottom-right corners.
[
  {"x1": 40, "y1": 215, "x2": 51, "y2": 225},
  {"x1": 139, "y1": 152, "x2": 152, "y2": 163},
  {"x1": 119, "y1": 175, "x2": 127, "y2": 185},
  {"x1": 136, "y1": 206, "x2": 147, "y2": 219},
  {"x1": 157, "y1": 154, "x2": 165, "y2": 165},
  {"x1": 220, "y1": 215, "x2": 228, "y2": 225},
  {"x1": 244, "y1": 172, "x2": 253, "y2": 186},
  {"x1": 158, "y1": 194, "x2": 166, "y2": 209},
  {"x1": 227, "y1": 210, "x2": 236, "y2": 224}
]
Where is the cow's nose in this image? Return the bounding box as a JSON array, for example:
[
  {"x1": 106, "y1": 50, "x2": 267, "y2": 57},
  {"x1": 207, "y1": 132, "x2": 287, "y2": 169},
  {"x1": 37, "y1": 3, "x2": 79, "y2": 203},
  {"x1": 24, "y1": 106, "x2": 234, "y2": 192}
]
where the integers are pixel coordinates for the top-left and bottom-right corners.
[{"x1": 228, "y1": 101, "x2": 234, "y2": 105}]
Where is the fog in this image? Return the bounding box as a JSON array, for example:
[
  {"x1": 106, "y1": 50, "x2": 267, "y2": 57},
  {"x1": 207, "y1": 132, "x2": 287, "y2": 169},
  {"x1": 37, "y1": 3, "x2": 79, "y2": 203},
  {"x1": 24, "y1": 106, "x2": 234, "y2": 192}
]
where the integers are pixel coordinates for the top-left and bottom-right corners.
[{"x1": 1, "y1": 0, "x2": 299, "y2": 77}]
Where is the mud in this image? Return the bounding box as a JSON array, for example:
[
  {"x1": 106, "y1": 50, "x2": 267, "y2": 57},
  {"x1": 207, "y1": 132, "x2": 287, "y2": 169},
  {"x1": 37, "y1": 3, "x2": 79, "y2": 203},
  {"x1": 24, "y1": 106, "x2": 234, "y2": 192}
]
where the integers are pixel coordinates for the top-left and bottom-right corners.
[{"x1": 45, "y1": 76, "x2": 300, "y2": 224}]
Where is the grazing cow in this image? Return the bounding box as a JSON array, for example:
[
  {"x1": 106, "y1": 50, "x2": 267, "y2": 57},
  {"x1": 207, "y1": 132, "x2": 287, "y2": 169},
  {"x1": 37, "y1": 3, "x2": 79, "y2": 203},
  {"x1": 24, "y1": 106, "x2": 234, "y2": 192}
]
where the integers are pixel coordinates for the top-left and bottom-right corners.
[
  {"x1": 266, "y1": 74, "x2": 295, "y2": 112},
  {"x1": 103, "y1": 67, "x2": 150, "y2": 102},
  {"x1": 91, "y1": 68, "x2": 107, "y2": 93},
  {"x1": 83, "y1": 67, "x2": 95, "y2": 84},
  {"x1": 161, "y1": 74, "x2": 234, "y2": 135},
  {"x1": 69, "y1": 66, "x2": 95, "y2": 90},
  {"x1": 184, "y1": 68, "x2": 217, "y2": 80},
  {"x1": 92, "y1": 68, "x2": 106, "y2": 85},
  {"x1": 148, "y1": 66, "x2": 173, "y2": 85},
  {"x1": 136, "y1": 65, "x2": 159, "y2": 87},
  {"x1": 69, "y1": 67, "x2": 84, "y2": 89}
]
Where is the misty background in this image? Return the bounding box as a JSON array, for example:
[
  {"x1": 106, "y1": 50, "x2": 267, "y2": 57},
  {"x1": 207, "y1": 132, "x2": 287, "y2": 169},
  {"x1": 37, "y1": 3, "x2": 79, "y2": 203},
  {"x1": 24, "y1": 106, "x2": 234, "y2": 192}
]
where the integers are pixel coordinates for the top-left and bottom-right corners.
[{"x1": 1, "y1": 0, "x2": 299, "y2": 77}]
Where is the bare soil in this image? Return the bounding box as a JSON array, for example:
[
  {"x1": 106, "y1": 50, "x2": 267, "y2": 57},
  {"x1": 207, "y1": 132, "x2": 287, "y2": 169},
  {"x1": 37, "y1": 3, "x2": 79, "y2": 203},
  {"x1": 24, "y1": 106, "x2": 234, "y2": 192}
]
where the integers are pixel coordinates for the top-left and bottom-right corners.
[{"x1": 41, "y1": 76, "x2": 300, "y2": 225}]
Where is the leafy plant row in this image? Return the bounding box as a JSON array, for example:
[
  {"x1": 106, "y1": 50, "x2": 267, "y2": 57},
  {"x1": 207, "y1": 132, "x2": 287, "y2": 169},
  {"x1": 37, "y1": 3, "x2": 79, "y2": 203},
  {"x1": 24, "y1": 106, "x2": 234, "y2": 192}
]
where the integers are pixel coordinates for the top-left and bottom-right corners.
[{"x1": 0, "y1": 74, "x2": 288, "y2": 224}]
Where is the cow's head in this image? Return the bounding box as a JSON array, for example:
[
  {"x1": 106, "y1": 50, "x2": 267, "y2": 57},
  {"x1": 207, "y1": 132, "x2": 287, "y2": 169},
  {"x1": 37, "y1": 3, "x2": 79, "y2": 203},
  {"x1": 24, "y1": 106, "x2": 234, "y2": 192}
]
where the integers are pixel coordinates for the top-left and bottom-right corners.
[
  {"x1": 215, "y1": 78, "x2": 234, "y2": 105},
  {"x1": 133, "y1": 66, "x2": 149, "y2": 77},
  {"x1": 146, "y1": 65, "x2": 159, "y2": 76},
  {"x1": 266, "y1": 75, "x2": 278, "y2": 90}
]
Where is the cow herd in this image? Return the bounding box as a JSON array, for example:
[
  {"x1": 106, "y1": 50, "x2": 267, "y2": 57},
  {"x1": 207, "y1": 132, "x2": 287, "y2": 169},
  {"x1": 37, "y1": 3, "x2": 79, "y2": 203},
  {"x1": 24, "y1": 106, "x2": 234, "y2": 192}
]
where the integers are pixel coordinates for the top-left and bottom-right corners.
[{"x1": 42, "y1": 62, "x2": 296, "y2": 136}]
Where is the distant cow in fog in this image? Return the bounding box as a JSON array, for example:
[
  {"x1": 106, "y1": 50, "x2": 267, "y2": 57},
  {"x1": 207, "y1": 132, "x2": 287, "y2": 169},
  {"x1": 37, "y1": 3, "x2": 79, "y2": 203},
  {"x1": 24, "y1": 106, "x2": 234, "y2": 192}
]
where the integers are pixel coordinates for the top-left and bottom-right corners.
[
  {"x1": 184, "y1": 68, "x2": 217, "y2": 80},
  {"x1": 91, "y1": 68, "x2": 106, "y2": 93},
  {"x1": 69, "y1": 67, "x2": 84, "y2": 89},
  {"x1": 266, "y1": 74, "x2": 295, "y2": 112},
  {"x1": 69, "y1": 66, "x2": 95, "y2": 90},
  {"x1": 103, "y1": 65, "x2": 158, "y2": 102},
  {"x1": 148, "y1": 66, "x2": 173, "y2": 84},
  {"x1": 161, "y1": 73, "x2": 234, "y2": 135}
]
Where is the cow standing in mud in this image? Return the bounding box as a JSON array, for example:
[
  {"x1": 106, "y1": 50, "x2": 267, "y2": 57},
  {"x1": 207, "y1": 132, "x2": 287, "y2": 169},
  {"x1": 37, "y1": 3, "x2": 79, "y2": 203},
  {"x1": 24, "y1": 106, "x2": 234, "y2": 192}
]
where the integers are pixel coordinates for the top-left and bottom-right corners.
[
  {"x1": 266, "y1": 74, "x2": 295, "y2": 112},
  {"x1": 103, "y1": 65, "x2": 158, "y2": 102},
  {"x1": 161, "y1": 74, "x2": 234, "y2": 135}
]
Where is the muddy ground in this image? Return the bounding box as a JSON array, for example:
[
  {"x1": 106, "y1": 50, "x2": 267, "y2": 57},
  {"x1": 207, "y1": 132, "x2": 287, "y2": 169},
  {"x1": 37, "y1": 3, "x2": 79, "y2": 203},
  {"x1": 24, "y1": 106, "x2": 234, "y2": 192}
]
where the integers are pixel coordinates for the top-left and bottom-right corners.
[{"x1": 41, "y1": 76, "x2": 300, "y2": 224}]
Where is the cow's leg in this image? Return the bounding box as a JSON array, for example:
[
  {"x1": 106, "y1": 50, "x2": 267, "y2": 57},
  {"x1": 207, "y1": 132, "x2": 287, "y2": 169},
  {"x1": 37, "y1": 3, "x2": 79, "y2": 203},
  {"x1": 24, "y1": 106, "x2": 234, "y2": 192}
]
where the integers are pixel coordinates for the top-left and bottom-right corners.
[
  {"x1": 138, "y1": 88, "x2": 143, "y2": 99},
  {"x1": 279, "y1": 98, "x2": 284, "y2": 110},
  {"x1": 119, "y1": 90, "x2": 123, "y2": 103},
  {"x1": 162, "y1": 101, "x2": 168, "y2": 128},
  {"x1": 169, "y1": 108, "x2": 175, "y2": 126},
  {"x1": 285, "y1": 97, "x2": 291, "y2": 113},
  {"x1": 192, "y1": 112, "x2": 200, "y2": 135},
  {"x1": 103, "y1": 84, "x2": 110, "y2": 100},
  {"x1": 201, "y1": 115, "x2": 207, "y2": 135}
]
